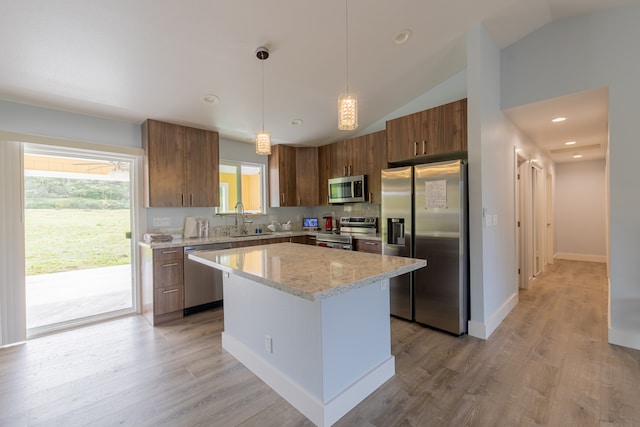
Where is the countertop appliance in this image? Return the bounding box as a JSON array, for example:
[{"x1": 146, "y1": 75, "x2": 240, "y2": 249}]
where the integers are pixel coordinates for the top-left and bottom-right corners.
[
  {"x1": 323, "y1": 216, "x2": 333, "y2": 232},
  {"x1": 303, "y1": 217, "x2": 319, "y2": 230},
  {"x1": 315, "y1": 233, "x2": 353, "y2": 250},
  {"x1": 328, "y1": 175, "x2": 367, "y2": 204},
  {"x1": 183, "y1": 242, "x2": 232, "y2": 315},
  {"x1": 339, "y1": 216, "x2": 377, "y2": 235},
  {"x1": 382, "y1": 159, "x2": 468, "y2": 335}
]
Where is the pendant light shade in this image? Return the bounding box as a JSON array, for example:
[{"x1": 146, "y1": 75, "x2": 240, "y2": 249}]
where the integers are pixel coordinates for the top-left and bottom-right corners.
[
  {"x1": 338, "y1": 93, "x2": 358, "y2": 130},
  {"x1": 338, "y1": 0, "x2": 358, "y2": 131},
  {"x1": 255, "y1": 47, "x2": 271, "y2": 155},
  {"x1": 256, "y1": 131, "x2": 271, "y2": 155}
]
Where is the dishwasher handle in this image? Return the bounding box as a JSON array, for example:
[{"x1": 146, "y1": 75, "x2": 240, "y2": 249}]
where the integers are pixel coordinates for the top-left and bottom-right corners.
[{"x1": 184, "y1": 243, "x2": 232, "y2": 253}]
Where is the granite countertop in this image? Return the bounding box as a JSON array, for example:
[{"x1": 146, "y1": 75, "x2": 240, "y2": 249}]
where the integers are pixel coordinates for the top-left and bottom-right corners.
[
  {"x1": 139, "y1": 231, "x2": 382, "y2": 249},
  {"x1": 188, "y1": 242, "x2": 425, "y2": 301}
]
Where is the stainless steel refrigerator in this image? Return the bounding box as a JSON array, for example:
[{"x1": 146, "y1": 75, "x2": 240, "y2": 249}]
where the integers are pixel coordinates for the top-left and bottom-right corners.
[{"x1": 381, "y1": 159, "x2": 468, "y2": 335}]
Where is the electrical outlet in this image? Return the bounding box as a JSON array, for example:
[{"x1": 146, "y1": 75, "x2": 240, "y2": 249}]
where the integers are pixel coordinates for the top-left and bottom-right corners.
[
  {"x1": 265, "y1": 335, "x2": 273, "y2": 354},
  {"x1": 152, "y1": 217, "x2": 170, "y2": 227}
]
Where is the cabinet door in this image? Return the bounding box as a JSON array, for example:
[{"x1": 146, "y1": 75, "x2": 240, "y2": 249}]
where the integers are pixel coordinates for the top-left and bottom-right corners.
[
  {"x1": 185, "y1": 127, "x2": 219, "y2": 207},
  {"x1": 419, "y1": 108, "x2": 442, "y2": 156},
  {"x1": 329, "y1": 140, "x2": 349, "y2": 177},
  {"x1": 269, "y1": 144, "x2": 296, "y2": 207},
  {"x1": 295, "y1": 147, "x2": 319, "y2": 206},
  {"x1": 318, "y1": 145, "x2": 331, "y2": 205},
  {"x1": 386, "y1": 115, "x2": 415, "y2": 163},
  {"x1": 365, "y1": 130, "x2": 387, "y2": 204},
  {"x1": 143, "y1": 120, "x2": 187, "y2": 207},
  {"x1": 345, "y1": 136, "x2": 367, "y2": 177},
  {"x1": 439, "y1": 98, "x2": 467, "y2": 152}
]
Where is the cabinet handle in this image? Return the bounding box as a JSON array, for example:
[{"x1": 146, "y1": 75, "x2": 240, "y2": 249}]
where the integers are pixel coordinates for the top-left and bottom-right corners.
[
  {"x1": 190, "y1": 194, "x2": 193, "y2": 206},
  {"x1": 161, "y1": 250, "x2": 177, "y2": 254},
  {"x1": 163, "y1": 288, "x2": 179, "y2": 294},
  {"x1": 298, "y1": 196, "x2": 301, "y2": 206},
  {"x1": 281, "y1": 193, "x2": 285, "y2": 204},
  {"x1": 162, "y1": 262, "x2": 178, "y2": 267},
  {"x1": 414, "y1": 141, "x2": 418, "y2": 156},
  {"x1": 343, "y1": 165, "x2": 347, "y2": 176},
  {"x1": 422, "y1": 140, "x2": 426, "y2": 155},
  {"x1": 181, "y1": 193, "x2": 185, "y2": 206},
  {"x1": 369, "y1": 192, "x2": 373, "y2": 203},
  {"x1": 365, "y1": 242, "x2": 377, "y2": 246},
  {"x1": 348, "y1": 165, "x2": 352, "y2": 176}
]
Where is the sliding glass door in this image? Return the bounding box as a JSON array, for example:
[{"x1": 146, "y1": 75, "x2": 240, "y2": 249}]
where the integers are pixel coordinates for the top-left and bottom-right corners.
[{"x1": 24, "y1": 147, "x2": 136, "y2": 335}]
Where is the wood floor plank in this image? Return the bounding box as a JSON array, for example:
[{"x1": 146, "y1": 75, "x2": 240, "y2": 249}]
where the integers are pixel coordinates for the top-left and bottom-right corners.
[{"x1": 0, "y1": 260, "x2": 638, "y2": 427}]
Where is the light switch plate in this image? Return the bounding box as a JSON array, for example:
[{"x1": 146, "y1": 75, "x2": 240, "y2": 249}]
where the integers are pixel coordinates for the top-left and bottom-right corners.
[{"x1": 492, "y1": 214, "x2": 498, "y2": 226}]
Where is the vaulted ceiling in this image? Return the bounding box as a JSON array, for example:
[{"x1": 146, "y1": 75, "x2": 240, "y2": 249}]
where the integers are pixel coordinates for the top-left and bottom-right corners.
[{"x1": 1, "y1": 0, "x2": 634, "y2": 161}]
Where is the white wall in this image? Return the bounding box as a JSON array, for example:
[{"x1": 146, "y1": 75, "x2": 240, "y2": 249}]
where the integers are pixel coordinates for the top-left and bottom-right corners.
[
  {"x1": 0, "y1": 100, "x2": 140, "y2": 148},
  {"x1": 555, "y1": 160, "x2": 607, "y2": 261},
  {"x1": 356, "y1": 70, "x2": 468, "y2": 137},
  {"x1": 466, "y1": 24, "x2": 556, "y2": 339},
  {"x1": 501, "y1": 4, "x2": 640, "y2": 350}
]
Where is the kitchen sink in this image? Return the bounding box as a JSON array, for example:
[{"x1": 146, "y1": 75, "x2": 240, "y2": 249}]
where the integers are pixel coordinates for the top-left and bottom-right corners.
[{"x1": 228, "y1": 232, "x2": 273, "y2": 238}]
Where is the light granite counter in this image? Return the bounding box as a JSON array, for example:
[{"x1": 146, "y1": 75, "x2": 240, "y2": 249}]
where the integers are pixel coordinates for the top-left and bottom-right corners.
[
  {"x1": 189, "y1": 242, "x2": 425, "y2": 427},
  {"x1": 138, "y1": 231, "x2": 382, "y2": 250},
  {"x1": 188, "y1": 242, "x2": 424, "y2": 301}
]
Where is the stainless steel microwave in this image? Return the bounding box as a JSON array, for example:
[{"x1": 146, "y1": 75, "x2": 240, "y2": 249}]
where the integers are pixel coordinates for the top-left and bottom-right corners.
[{"x1": 328, "y1": 175, "x2": 367, "y2": 204}]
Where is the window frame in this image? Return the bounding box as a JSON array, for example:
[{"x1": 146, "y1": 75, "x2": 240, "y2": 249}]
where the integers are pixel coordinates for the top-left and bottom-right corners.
[{"x1": 216, "y1": 159, "x2": 267, "y2": 216}]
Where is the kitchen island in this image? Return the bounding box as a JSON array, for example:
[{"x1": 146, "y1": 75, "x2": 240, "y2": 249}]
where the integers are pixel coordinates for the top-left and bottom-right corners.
[{"x1": 189, "y1": 242, "x2": 425, "y2": 427}]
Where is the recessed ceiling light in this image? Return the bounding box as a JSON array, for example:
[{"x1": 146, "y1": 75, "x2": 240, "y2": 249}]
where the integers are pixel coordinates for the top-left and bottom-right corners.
[
  {"x1": 565, "y1": 141, "x2": 576, "y2": 145},
  {"x1": 552, "y1": 117, "x2": 566, "y2": 123},
  {"x1": 393, "y1": 29, "x2": 412, "y2": 45},
  {"x1": 203, "y1": 94, "x2": 220, "y2": 104},
  {"x1": 573, "y1": 154, "x2": 583, "y2": 158},
  {"x1": 290, "y1": 119, "x2": 303, "y2": 126}
]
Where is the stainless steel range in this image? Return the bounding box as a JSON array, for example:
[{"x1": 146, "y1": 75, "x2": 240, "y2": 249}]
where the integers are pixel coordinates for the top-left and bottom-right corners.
[
  {"x1": 339, "y1": 216, "x2": 378, "y2": 235},
  {"x1": 315, "y1": 233, "x2": 353, "y2": 250}
]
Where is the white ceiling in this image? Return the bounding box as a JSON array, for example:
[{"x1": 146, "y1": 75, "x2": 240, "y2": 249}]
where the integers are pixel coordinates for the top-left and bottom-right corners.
[
  {"x1": 504, "y1": 87, "x2": 609, "y2": 163},
  {"x1": 0, "y1": 0, "x2": 633, "y2": 158}
]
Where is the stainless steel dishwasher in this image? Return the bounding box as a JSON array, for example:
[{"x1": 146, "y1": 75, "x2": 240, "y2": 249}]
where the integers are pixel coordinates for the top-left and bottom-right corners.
[{"x1": 183, "y1": 243, "x2": 232, "y2": 315}]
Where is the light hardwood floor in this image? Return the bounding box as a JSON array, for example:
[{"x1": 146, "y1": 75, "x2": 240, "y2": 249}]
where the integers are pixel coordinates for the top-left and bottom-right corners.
[{"x1": 1, "y1": 260, "x2": 638, "y2": 426}]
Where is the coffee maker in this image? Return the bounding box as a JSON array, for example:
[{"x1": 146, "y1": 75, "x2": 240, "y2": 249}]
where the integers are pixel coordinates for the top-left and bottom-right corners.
[{"x1": 323, "y1": 216, "x2": 333, "y2": 232}]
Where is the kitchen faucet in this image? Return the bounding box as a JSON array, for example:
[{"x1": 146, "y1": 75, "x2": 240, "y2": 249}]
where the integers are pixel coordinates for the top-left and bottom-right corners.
[{"x1": 234, "y1": 201, "x2": 253, "y2": 233}]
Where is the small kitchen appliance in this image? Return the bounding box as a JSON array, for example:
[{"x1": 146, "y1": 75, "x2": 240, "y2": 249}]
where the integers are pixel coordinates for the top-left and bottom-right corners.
[
  {"x1": 303, "y1": 217, "x2": 319, "y2": 230},
  {"x1": 324, "y1": 216, "x2": 333, "y2": 232}
]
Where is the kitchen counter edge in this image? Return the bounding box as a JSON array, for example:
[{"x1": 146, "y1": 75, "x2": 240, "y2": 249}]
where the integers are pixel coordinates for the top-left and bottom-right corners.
[{"x1": 138, "y1": 231, "x2": 381, "y2": 249}]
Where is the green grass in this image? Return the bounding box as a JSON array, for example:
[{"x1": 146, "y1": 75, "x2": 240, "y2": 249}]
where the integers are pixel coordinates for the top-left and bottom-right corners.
[{"x1": 25, "y1": 209, "x2": 131, "y2": 276}]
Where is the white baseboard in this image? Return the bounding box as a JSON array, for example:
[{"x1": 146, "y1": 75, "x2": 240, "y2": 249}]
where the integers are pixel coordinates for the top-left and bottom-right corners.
[
  {"x1": 608, "y1": 327, "x2": 640, "y2": 351},
  {"x1": 467, "y1": 291, "x2": 519, "y2": 340},
  {"x1": 222, "y1": 332, "x2": 395, "y2": 427},
  {"x1": 554, "y1": 252, "x2": 607, "y2": 263}
]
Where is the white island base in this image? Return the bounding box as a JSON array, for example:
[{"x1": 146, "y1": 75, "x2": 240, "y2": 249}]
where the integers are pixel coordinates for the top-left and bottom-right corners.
[{"x1": 221, "y1": 273, "x2": 394, "y2": 427}]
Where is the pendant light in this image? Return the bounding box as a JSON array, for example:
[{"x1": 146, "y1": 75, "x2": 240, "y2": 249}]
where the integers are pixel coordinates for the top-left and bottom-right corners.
[
  {"x1": 255, "y1": 46, "x2": 271, "y2": 155},
  {"x1": 338, "y1": 0, "x2": 358, "y2": 130}
]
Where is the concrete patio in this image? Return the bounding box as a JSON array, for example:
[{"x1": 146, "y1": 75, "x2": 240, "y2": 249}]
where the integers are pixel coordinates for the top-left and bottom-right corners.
[{"x1": 26, "y1": 264, "x2": 133, "y2": 329}]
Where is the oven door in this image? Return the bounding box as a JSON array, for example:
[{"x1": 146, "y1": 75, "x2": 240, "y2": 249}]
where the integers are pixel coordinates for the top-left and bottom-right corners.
[{"x1": 316, "y1": 240, "x2": 353, "y2": 250}]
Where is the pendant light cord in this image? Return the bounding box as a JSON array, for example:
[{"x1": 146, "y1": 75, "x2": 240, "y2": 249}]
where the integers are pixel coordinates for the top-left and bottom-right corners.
[
  {"x1": 345, "y1": 0, "x2": 350, "y2": 95},
  {"x1": 261, "y1": 58, "x2": 265, "y2": 133}
]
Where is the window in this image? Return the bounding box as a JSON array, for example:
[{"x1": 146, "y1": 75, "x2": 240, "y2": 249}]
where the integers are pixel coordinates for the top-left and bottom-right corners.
[{"x1": 217, "y1": 161, "x2": 266, "y2": 214}]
